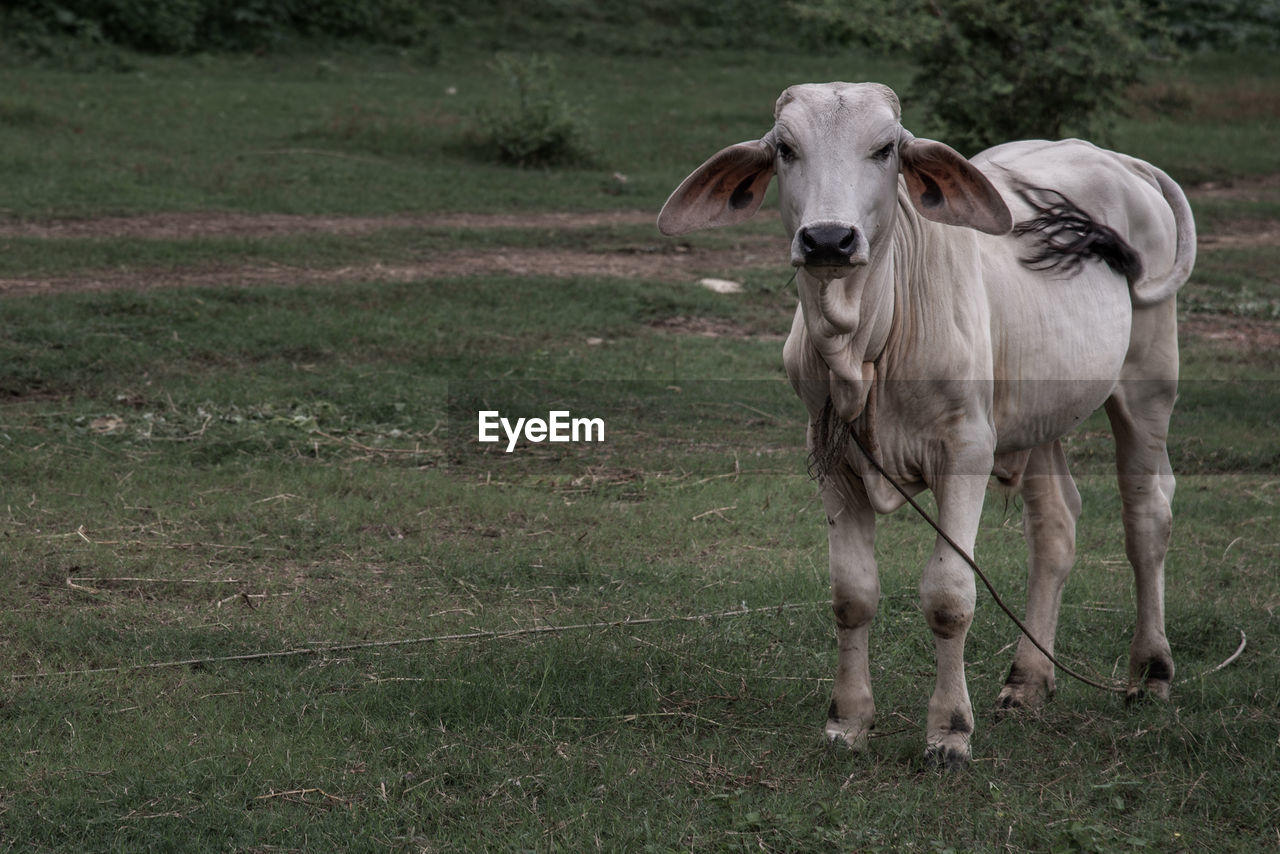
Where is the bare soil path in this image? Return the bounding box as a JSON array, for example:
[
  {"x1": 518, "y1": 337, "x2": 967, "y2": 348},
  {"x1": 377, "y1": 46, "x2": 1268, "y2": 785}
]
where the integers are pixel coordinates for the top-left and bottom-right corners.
[
  {"x1": 1, "y1": 179, "x2": 1277, "y2": 349},
  {"x1": 0, "y1": 210, "x2": 661, "y2": 240},
  {"x1": 0, "y1": 237, "x2": 788, "y2": 298},
  {"x1": 1, "y1": 173, "x2": 1273, "y2": 244},
  {"x1": 0, "y1": 209, "x2": 788, "y2": 297}
]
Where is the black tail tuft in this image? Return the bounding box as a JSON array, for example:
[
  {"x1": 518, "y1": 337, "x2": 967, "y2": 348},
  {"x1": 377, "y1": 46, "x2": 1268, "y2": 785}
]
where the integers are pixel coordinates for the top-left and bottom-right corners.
[{"x1": 1013, "y1": 186, "x2": 1144, "y2": 283}]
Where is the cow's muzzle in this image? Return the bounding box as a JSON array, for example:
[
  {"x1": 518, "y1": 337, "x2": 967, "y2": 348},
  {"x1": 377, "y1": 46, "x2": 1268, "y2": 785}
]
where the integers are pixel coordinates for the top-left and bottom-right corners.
[{"x1": 793, "y1": 223, "x2": 868, "y2": 271}]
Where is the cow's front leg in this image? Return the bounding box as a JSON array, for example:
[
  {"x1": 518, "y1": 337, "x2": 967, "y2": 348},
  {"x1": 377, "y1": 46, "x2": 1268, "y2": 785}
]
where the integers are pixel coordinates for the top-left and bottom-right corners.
[
  {"x1": 820, "y1": 469, "x2": 879, "y2": 750},
  {"x1": 920, "y1": 471, "x2": 988, "y2": 769}
]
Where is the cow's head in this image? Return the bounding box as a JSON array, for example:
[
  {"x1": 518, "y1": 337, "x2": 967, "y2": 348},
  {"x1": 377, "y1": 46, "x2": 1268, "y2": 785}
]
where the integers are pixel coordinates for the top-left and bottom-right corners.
[{"x1": 658, "y1": 82, "x2": 1012, "y2": 281}]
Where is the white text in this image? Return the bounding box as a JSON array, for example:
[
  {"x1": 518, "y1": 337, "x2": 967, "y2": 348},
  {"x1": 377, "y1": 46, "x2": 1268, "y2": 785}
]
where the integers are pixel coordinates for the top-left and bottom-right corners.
[{"x1": 477, "y1": 410, "x2": 605, "y2": 453}]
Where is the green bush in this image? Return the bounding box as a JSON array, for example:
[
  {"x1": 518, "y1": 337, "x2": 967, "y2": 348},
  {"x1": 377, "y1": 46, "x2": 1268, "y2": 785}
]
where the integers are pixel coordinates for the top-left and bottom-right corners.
[
  {"x1": 472, "y1": 54, "x2": 595, "y2": 168},
  {"x1": 1, "y1": 0, "x2": 828, "y2": 58},
  {"x1": 290, "y1": 0, "x2": 432, "y2": 47},
  {"x1": 914, "y1": 0, "x2": 1168, "y2": 153},
  {"x1": 797, "y1": 0, "x2": 1170, "y2": 154},
  {"x1": 469, "y1": 0, "x2": 822, "y2": 52},
  {"x1": 1151, "y1": 0, "x2": 1280, "y2": 49},
  {"x1": 0, "y1": 0, "x2": 439, "y2": 54},
  {"x1": 102, "y1": 0, "x2": 206, "y2": 52},
  {"x1": 196, "y1": 0, "x2": 295, "y2": 50}
]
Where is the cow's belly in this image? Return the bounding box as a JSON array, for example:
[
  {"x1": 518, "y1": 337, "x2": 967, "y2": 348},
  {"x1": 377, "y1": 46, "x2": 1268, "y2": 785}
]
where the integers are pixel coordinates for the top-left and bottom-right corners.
[
  {"x1": 993, "y1": 376, "x2": 1118, "y2": 453},
  {"x1": 988, "y1": 267, "x2": 1132, "y2": 453}
]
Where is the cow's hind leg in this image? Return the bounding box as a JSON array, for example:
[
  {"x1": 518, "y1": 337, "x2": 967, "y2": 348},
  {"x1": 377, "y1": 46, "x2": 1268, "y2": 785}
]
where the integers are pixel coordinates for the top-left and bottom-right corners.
[
  {"x1": 820, "y1": 467, "x2": 879, "y2": 750},
  {"x1": 997, "y1": 440, "x2": 1082, "y2": 710},
  {"x1": 1106, "y1": 302, "x2": 1179, "y2": 701}
]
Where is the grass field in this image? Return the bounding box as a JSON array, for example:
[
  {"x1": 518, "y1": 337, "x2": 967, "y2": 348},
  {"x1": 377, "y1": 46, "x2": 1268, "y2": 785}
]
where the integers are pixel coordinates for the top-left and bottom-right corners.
[{"x1": 1, "y1": 34, "x2": 1279, "y2": 853}]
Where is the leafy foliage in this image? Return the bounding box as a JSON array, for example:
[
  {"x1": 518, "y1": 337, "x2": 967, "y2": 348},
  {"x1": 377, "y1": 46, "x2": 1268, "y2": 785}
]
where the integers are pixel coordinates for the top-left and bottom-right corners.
[
  {"x1": 0, "y1": 0, "x2": 833, "y2": 58},
  {"x1": 0, "y1": 0, "x2": 440, "y2": 54},
  {"x1": 1152, "y1": 0, "x2": 1280, "y2": 49},
  {"x1": 920, "y1": 0, "x2": 1168, "y2": 152},
  {"x1": 460, "y1": 0, "x2": 828, "y2": 53},
  {"x1": 472, "y1": 54, "x2": 596, "y2": 168},
  {"x1": 796, "y1": 0, "x2": 1171, "y2": 154}
]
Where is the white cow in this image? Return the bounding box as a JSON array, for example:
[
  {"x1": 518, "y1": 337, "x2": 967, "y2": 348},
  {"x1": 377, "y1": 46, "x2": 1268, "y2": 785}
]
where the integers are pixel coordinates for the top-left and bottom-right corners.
[{"x1": 658, "y1": 82, "x2": 1195, "y2": 768}]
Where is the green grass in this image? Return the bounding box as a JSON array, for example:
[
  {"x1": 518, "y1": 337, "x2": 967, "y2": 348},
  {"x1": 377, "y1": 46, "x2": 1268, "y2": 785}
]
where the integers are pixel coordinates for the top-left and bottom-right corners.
[
  {"x1": 1182, "y1": 246, "x2": 1280, "y2": 319},
  {"x1": 1, "y1": 37, "x2": 1279, "y2": 854},
  {"x1": 0, "y1": 46, "x2": 845, "y2": 216},
  {"x1": 3, "y1": 273, "x2": 1277, "y2": 850},
  {"x1": 0, "y1": 43, "x2": 1275, "y2": 218}
]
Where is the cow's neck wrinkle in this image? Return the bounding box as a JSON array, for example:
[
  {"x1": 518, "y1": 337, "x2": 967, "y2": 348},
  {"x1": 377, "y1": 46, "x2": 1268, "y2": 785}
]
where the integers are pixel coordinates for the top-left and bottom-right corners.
[
  {"x1": 797, "y1": 255, "x2": 893, "y2": 423},
  {"x1": 886, "y1": 191, "x2": 983, "y2": 368}
]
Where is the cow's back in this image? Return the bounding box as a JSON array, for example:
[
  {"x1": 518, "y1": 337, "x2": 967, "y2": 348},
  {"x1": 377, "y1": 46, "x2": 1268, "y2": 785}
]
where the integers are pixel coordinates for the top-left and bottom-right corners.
[{"x1": 973, "y1": 139, "x2": 1195, "y2": 308}]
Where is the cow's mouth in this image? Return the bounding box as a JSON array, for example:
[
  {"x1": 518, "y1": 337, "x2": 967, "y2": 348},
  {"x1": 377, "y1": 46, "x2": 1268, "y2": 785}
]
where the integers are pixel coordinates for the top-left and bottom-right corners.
[{"x1": 796, "y1": 258, "x2": 869, "y2": 282}]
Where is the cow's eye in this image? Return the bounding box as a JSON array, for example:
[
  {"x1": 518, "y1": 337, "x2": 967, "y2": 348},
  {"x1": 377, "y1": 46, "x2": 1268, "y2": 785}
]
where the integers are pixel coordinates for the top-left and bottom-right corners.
[
  {"x1": 874, "y1": 142, "x2": 895, "y2": 161},
  {"x1": 776, "y1": 141, "x2": 796, "y2": 163}
]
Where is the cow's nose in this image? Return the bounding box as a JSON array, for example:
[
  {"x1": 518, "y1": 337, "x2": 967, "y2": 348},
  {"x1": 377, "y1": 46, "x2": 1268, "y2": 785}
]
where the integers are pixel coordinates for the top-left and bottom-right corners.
[{"x1": 799, "y1": 224, "x2": 860, "y2": 266}]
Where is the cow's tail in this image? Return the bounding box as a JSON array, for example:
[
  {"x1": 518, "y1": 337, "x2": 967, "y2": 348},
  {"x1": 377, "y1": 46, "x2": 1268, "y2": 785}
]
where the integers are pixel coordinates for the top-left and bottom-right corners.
[
  {"x1": 1013, "y1": 186, "x2": 1144, "y2": 283},
  {"x1": 1130, "y1": 166, "x2": 1197, "y2": 307},
  {"x1": 1012, "y1": 168, "x2": 1196, "y2": 308}
]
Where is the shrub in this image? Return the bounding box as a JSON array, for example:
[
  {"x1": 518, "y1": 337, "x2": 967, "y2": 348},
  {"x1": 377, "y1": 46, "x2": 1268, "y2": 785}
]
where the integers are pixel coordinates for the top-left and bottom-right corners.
[
  {"x1": 472, "y1": 54, "x2": 595, "y2": 168},
  {"x1": 1152, "y1": 0, "x2": 1280, "y2": 50},
  {"x1": 289, "y1": 0, "x2": 432, "y2": 48},
  {"x1": 797, "y1": 0, "x2": 1171, "y2": 154},
  {"x1": 106, "y1": 0, "x2": 207, "y2": 53},
  {"x1": 0, "y1": 0, "x2": 439, "y2": 55},
  {"x1": 914, "y1": 0, "x2": 1168, "y2": 153},
  {"x1": 3, "y1": 0, "x2": 209, "y2": 53}
]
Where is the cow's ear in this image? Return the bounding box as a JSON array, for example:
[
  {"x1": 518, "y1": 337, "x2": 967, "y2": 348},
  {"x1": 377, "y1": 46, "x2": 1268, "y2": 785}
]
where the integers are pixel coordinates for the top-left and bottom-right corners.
[
  {"x1": 900, "y1": 138, "x2": 1012, "y2": 235},
  {"x1": 658, "y1": 140, "x2": 775, "y2": 236}
]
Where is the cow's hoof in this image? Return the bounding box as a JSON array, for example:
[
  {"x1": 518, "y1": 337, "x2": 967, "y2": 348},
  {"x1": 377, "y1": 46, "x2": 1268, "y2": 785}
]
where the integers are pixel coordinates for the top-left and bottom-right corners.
[
  {"x1": 995, "y1": 681, "x2": 1051, "y2": 712},
  {"x1": 923, "y1": 742, "x2": 969, "y2": 771},
  {"x1": 995, "y1": 663, "x2": 1054, "y2": 712},
  {"x1": 824, "y1": 720, "x2": 870, "y2": 752},
  {"x1": 924, "y1": 726, "x2": 971, "y2": 770},
  {"x1": 1125, "y1": 657, "x2": 1173, "y2": 705},
  {"x1": 1124, "y1": 679, "x2": 1171, "y2": 706}
]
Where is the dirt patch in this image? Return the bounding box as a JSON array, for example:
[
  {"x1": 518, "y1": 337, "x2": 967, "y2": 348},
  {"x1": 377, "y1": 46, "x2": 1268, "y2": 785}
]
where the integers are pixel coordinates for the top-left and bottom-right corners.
[
  {"x1": 0, "y1": 207, "x2": 790, "y2": 297},
  {"x1": 0, "y1": 209, "x2": 663, "y2": 240},
  {"x1": 1181, "y1": 313, "x2": 1280, "y2": 351},
  {"x1": 2, "y1": 190, "x2": 1277, "y2": 352},
  {"x1": 1188, "y1": 174, "x2": 1280, "y2": 203},
  {"x1": 1197, "y1": 218, "x2": 1280, "y2": 250},
  {"x1": 1186, "y1": 174, "x2": 1280, "y2": 249},
  {"x1": 0, "y1": 238, "x2": 789, "y2": 298},
  {"x1": 3, "y1": 185, "x2": 1278, "y2": 251}
]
